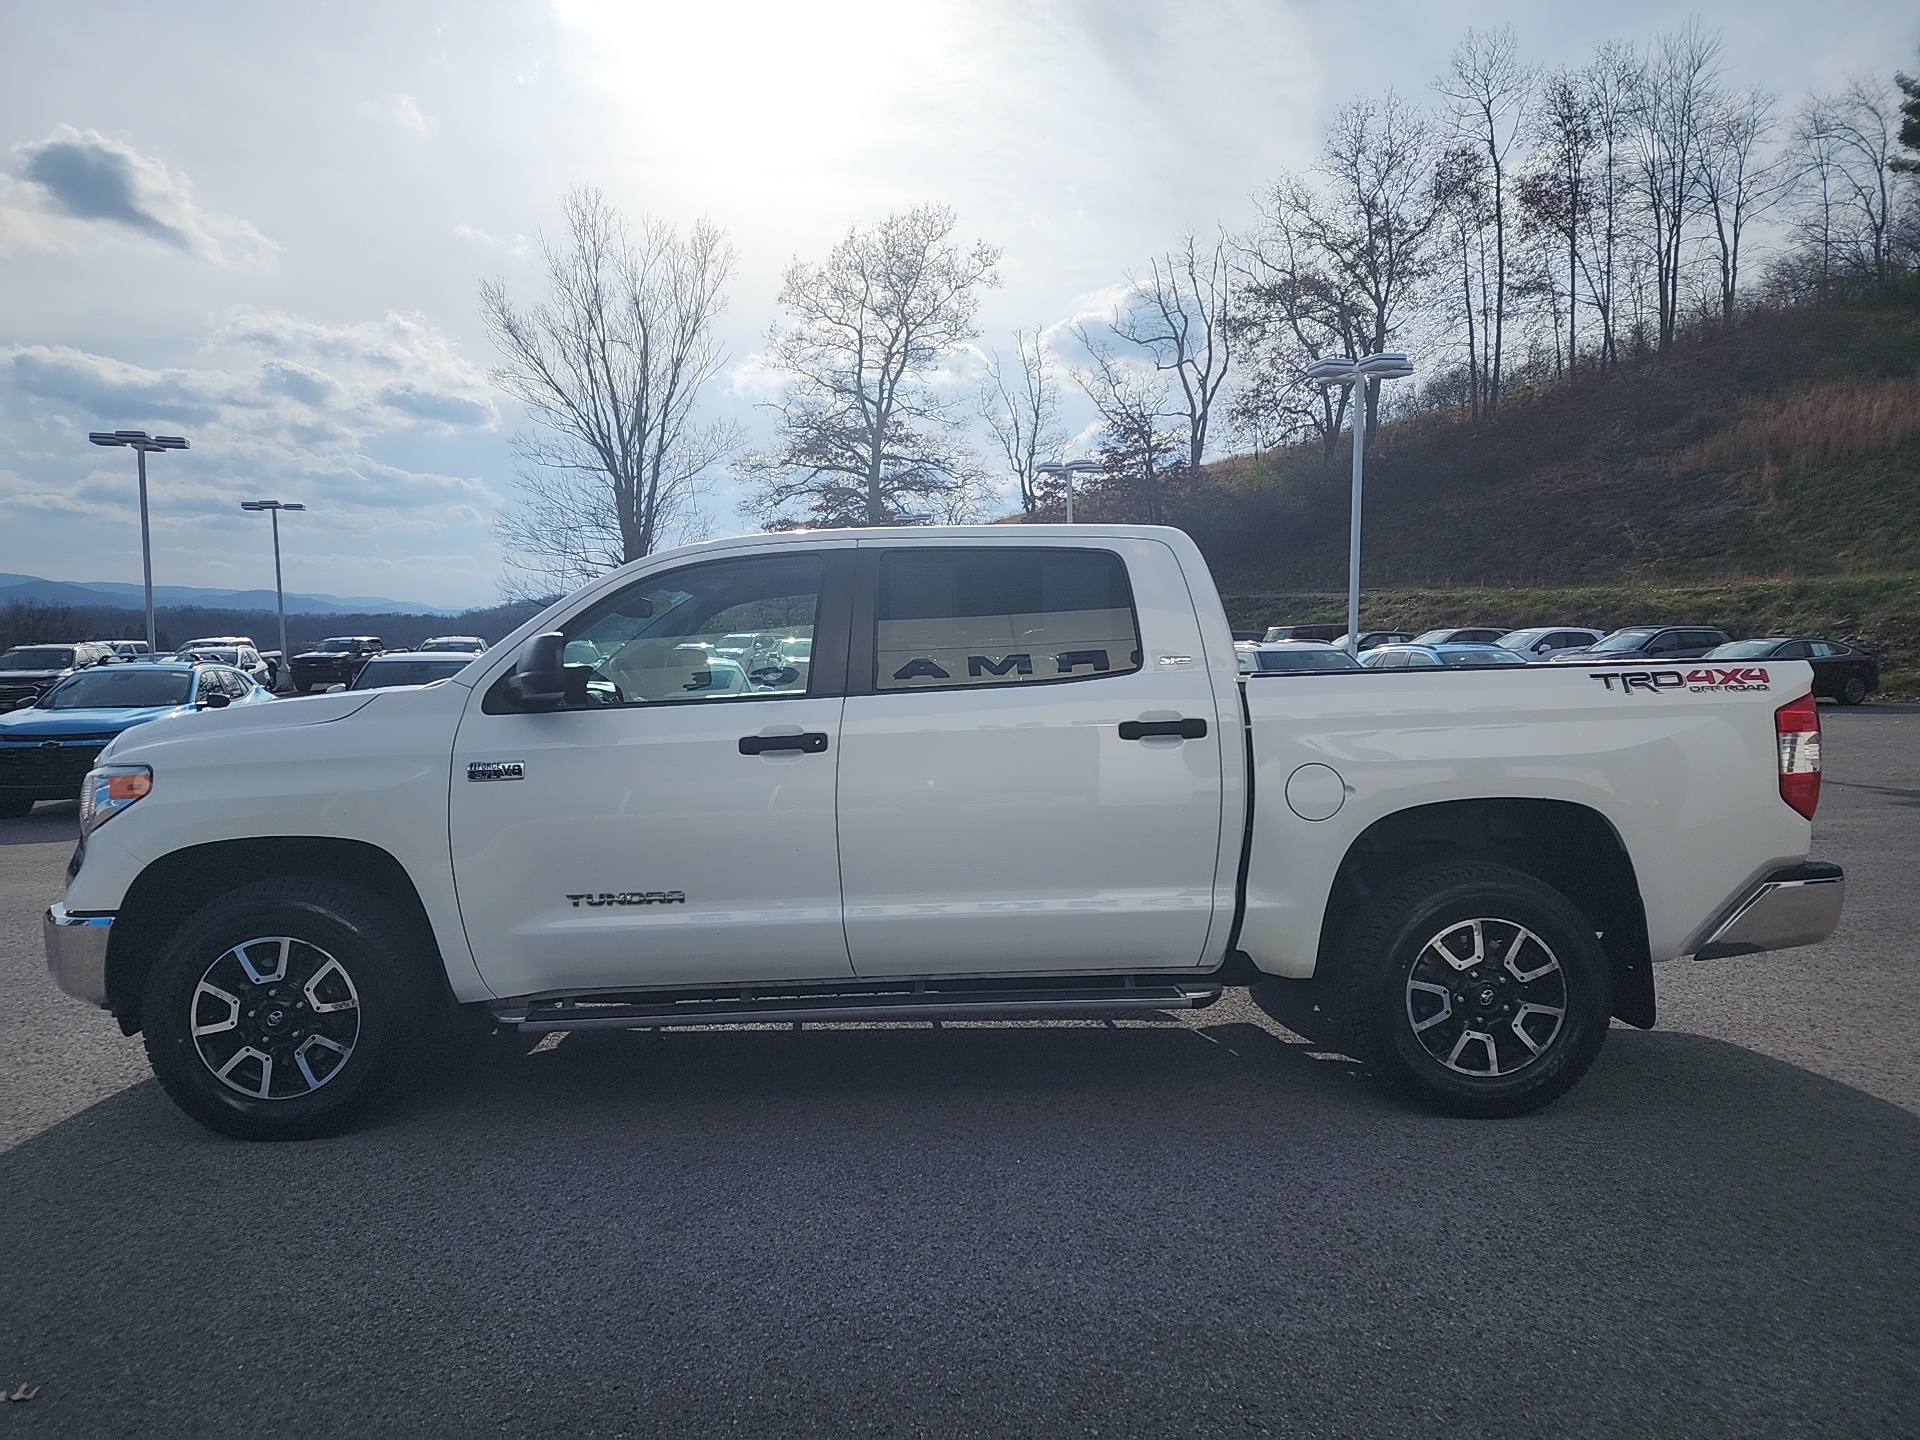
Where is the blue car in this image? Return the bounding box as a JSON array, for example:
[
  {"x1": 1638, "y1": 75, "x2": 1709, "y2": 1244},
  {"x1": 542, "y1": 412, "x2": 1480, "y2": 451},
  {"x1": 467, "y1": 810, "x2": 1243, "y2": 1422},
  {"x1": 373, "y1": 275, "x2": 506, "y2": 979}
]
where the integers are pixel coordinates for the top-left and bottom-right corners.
[
  {"x1": 1359, "y1": 642, "x2": 1532, "y2": 670},
  {"x1": 0, "y1": 660, "x2": 271, "y2": 817}
]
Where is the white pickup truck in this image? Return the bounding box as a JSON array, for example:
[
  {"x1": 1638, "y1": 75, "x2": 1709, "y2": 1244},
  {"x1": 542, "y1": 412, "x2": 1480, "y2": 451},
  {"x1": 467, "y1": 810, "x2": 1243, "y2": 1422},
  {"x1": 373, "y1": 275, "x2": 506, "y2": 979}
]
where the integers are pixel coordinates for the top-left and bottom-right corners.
[{"x1": 45, "y1": 526, "x2": 1843, "y2": 1138}]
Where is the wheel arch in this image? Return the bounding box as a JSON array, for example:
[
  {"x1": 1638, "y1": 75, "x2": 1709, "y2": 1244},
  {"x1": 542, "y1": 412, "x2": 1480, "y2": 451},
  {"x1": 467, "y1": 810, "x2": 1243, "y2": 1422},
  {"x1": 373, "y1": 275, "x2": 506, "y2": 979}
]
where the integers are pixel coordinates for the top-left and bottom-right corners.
[
  {"x1": 1317, "y1": 798, "x2": 1654, "y2": 1028},
  {"x1": 105, "y1": 836, "x2": 447, "y2": 1036}
]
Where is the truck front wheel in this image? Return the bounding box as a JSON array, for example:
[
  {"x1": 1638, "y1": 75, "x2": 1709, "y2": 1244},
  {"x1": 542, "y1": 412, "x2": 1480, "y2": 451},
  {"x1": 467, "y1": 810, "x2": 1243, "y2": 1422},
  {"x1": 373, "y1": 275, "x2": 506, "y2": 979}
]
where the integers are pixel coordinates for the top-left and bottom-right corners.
[
  {"x1": 142, "y1": 878, "x2": 435, "y2": 1140},
  {"x1": 1336, "y1": 862, "x2": 1611, "y2": 1118}
]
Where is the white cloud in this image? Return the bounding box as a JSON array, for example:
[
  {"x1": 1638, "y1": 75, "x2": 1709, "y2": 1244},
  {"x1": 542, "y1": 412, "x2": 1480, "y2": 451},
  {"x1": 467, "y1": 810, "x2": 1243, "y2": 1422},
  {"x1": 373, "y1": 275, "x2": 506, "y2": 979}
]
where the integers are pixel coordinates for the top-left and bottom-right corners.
[
  {"x1": 388, "y1": 92, "x2": 437, "y2": 137},
  {"x1": 0, "y1": 125, "x2": 278, "y2": 266},
  {"x1": 455, "y1": 222, "x2": 529, "y2": 257}
]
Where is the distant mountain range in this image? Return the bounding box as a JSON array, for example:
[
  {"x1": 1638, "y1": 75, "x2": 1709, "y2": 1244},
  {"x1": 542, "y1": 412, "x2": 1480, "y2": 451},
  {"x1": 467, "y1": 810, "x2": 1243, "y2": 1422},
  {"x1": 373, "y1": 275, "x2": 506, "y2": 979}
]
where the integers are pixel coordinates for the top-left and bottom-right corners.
[{"x1": 0, "y1": 573, "x2": 463, "y2": 617}]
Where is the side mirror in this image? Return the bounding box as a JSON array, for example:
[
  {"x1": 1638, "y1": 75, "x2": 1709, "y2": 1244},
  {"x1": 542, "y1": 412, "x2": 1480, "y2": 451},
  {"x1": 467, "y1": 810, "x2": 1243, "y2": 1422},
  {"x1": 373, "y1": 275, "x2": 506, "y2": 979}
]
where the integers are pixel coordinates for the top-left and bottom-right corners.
[
  {"x1": 13, "y1": 696, "x2": 37, "y2": 710},
  {"x1": 200, "y1": 692, "x2": 232, "y2": 709},
  {"x1": 325, "y1": 683, "x2": 347, "y2": 694},
  {"x1": 506, "y1": 632, "x2": 568, "y2": 709}
]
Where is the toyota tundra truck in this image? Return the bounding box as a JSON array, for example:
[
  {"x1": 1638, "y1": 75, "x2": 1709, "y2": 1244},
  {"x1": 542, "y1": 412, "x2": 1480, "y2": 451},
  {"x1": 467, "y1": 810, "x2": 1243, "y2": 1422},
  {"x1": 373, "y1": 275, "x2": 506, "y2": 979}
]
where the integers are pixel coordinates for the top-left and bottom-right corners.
[{"x1": 44, "y1": 526, "x2": 1844, "y2": 1138}]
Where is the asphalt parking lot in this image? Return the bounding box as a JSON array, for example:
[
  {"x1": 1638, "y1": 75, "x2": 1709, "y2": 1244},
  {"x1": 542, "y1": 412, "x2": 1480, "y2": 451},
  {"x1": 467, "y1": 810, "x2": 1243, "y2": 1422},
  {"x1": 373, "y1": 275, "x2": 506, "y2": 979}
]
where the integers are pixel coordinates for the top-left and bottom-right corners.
[{"x1": 1, "y1": 707, "x2": 1916, "y2": 1438}]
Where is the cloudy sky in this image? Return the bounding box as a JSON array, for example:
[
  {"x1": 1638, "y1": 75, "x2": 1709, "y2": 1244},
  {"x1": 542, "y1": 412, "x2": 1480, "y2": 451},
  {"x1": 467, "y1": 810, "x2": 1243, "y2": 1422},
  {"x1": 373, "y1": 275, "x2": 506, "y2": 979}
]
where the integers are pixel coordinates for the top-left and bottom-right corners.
[{"x1": 1, "y1": 0, "x2": 1912, "y2": 610}]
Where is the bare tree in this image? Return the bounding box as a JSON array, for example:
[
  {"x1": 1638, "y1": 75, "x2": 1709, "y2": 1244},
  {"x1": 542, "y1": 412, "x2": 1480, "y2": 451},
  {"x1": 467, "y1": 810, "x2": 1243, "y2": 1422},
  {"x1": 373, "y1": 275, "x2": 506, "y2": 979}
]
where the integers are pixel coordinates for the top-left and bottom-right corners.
[
  {"x1": 1576, "y1": 42, "x2": 1639, "y2": 370},
  {"x1": 1628, "y1": 21, "x2": 1724, "y2": 352},
  {"x1": 1795, "y1": 79, "x2": 1908, "y2": 282},
  {"x1": 979, "y1": 329, "x2": 1067, "y2": 518},
  {"x1": 1071, "y1": 328, "x2": 1184, "y2": 524},
  {"x1": 1695, "y1": 86, "x2": 1783, "y2": 322},
  {"x1": 483, "y1": 189, "x2": 735, "y2": 597},
  {"x1": 1233, "y1": 191, "x2": 1359, "y2": 458},
  {"x1": 1433, "y1": 141, "x2": 1497, "y2": 414},
  {"x1": 1260, "y1": 93, "x2": 1437, "y2": 440},
  {"x1": 743, "y1": 205, "x2": 1000, "y2": 529},
  {"x1": 1108, "y1": 231, "x2": 1236, "y2": 472},
  {"x1": 1435, "y1": 25, "x2": 1532, "y2": 412},
  {"x1": 1519, "y1": 66, "x2": 1601, "y2": 376}
]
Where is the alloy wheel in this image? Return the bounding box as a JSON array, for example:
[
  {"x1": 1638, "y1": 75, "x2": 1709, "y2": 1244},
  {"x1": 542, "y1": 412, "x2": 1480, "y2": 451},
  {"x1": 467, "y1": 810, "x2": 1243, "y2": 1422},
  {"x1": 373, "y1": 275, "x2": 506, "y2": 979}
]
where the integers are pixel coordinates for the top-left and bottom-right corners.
[
  {"x1": 1404, "y1": 917, "x2": 1567, "y2": 1078},
  {"x1": 190, "y1": 936, "x2": 361, "y2": 1100}
]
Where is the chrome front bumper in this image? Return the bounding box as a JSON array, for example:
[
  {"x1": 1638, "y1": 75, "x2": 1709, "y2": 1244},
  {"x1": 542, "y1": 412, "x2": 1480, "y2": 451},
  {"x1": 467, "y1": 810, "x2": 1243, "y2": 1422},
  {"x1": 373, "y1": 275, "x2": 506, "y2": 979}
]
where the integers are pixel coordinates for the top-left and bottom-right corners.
[
  {"x1": 1693, "y1": 862, "x2": 1844, "y2": 960},
  {"x1": 45, "y1": 903, "x2": 113, "y2": 1007}
]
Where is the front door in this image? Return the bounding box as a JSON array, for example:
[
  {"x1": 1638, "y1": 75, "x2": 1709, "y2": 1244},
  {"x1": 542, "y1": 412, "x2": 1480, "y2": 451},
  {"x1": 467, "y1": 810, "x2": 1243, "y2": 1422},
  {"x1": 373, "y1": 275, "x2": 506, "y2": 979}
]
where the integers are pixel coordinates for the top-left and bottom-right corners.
[
  {"x1": 450, "y1": 548, "x2": 854, "y2": 998},
  {"x1": 835, "y1": 541, "x2": 1227, "y2": 978}
]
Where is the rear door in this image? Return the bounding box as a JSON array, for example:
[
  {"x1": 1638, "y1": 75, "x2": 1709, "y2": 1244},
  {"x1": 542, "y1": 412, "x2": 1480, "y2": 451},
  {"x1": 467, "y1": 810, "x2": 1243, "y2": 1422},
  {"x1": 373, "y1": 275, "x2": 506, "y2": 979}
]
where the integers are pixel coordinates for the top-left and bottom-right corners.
[{"x1": 834, "y1": 538, "x2": 1227, "y2": 978}]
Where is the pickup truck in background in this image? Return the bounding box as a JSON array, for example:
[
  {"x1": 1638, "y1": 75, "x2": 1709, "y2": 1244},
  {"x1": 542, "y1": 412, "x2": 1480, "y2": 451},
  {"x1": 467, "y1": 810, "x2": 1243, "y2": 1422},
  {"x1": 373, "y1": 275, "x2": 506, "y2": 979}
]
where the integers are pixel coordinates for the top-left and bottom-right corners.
[{"x1": 45, "y1": 526, "x2": 1844, "y2": 1139}]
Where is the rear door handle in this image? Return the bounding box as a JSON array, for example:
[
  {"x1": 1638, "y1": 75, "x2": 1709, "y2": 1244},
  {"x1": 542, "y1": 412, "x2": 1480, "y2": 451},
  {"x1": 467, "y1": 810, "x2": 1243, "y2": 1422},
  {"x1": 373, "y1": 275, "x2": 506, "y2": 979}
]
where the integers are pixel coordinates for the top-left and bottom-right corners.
[
  {"x1": 739, "y1": 732, "x2": 829, "y2": 755},
  {"x1": 1118, "y1": 718, "x2": 1207, "y2": 741}
]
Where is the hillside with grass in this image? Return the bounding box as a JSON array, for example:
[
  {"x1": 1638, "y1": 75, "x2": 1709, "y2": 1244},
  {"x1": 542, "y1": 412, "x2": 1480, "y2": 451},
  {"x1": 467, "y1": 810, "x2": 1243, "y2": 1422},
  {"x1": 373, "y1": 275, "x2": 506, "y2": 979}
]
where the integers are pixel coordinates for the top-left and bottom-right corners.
[{"x1": 1184, "y1": 294, "x2": 1920, "y2": 594}]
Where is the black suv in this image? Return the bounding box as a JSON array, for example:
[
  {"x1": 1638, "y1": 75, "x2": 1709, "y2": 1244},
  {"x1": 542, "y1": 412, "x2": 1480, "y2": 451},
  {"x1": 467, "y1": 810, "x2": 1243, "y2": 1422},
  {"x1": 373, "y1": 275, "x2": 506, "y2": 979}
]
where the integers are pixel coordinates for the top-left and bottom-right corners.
[
  {"x1": 0, "y1": 642, "x2": 116, "y2": 707},
  {"x1": 288, "y1": 636, "x2": 384, "y2": 693}
]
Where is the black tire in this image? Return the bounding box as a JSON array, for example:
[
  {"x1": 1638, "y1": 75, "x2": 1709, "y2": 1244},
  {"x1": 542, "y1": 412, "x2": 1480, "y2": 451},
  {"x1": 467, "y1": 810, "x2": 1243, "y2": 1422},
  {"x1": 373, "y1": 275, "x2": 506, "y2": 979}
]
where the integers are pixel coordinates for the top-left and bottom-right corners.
[
  {"x1": 1840, "y1": 675, "x2": 1868, "y2": 706},
  {"x1": 293, "y1": 680, "x2": 311, "y2": 694},
  {"x1": 142, "y1": 877, "x2": 436, "y2": 1140},
  {"x1": 0, "y1": 791, "x2": 34, "y2": 819},
  {"x1": 1333, "y1": 862, "x2": 1611, "y2": 1118}
]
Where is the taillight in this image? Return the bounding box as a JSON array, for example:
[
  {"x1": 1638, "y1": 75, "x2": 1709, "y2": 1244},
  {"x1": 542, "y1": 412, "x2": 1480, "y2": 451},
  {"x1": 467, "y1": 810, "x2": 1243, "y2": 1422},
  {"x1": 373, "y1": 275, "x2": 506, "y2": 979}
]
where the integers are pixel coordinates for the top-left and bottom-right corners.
[{"x1": 1775, "y1": 694, "x2": 1822, "y2": 819}]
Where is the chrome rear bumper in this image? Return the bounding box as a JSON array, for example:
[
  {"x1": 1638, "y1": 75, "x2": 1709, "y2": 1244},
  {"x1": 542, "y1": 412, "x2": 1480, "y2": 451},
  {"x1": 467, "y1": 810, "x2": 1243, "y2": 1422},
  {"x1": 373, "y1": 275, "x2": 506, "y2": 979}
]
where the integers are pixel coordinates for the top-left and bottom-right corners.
[
  {"x1": 1693, "y1": 862, "x2": 1844, "y2": 960},
  {"x1": 45, "y1": 903, "x2": 113, "y2": 1007}
]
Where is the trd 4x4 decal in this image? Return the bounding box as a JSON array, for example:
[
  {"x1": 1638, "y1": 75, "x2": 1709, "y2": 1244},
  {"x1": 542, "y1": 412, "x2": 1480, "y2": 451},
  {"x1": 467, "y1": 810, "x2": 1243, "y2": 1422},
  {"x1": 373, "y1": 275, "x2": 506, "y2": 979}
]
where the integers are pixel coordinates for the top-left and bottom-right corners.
[{"x1": 1589, "y1": 667, "x2": 1771, "y2": 694}]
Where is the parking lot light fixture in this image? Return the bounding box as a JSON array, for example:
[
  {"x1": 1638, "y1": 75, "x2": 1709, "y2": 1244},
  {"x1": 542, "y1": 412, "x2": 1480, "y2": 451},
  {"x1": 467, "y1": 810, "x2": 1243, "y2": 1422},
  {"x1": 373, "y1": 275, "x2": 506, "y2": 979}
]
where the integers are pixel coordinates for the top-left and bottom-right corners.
[
  {"x1": 241, "y1": 500, "x2": 306, "y2": 684},
  {"x1": 87, "y1": 430, "x2": 190, "y2": 655},
  {"x1": 1035, "y1": 460, "x2": 1104, "y2": 525},
  {"x1": 1303, "y1": 354, "x2": 1415, "y2": 654}
]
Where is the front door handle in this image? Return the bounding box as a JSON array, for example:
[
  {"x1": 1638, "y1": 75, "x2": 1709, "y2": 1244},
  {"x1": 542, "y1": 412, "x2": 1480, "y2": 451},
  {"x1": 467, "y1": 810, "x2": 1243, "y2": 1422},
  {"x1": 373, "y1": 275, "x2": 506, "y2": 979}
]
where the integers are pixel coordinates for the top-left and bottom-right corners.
[
  {"x1": 1118, "y1": 718, "x2": 1207, "y2": 741},
  {"x1": 739, "y1": 732, "x2": 830, "y2": 755}
]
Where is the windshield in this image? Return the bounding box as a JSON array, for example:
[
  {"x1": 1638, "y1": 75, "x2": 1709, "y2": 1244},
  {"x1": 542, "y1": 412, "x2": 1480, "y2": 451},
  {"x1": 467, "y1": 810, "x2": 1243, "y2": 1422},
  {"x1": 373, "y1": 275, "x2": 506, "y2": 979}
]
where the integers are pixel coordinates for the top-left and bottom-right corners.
[
  {"x1": 1704, "y1": 640, "x2": 1778, "y2": 659},
  {"x1": 420, "y1": 638, "x2": 482, "y2": 652},
  {"x1": 1440, "y1": 648, "x2": 1526, "y2": 666},
  {"x1": 1587, "y1": 628, "x2": 1659, "y2": 653},
  {"x1": 1, "y1": 647, "x2": 75, "y2": 670},
  {"x1": 349, "y1": 658, "x2": 470, "y2": 690},
  {"x1": 1412, "y1": 630, "x2": 1456, "y2": 644},
  {"x1": 41, "y1": 670, "x2": 192, "y2": 709},
  {"x1": 1256, "y1": 648, "x2": 1361, "y2": 671},
  {"x1": 317, "y1": 639, "x2": 369, "y2": 653}
]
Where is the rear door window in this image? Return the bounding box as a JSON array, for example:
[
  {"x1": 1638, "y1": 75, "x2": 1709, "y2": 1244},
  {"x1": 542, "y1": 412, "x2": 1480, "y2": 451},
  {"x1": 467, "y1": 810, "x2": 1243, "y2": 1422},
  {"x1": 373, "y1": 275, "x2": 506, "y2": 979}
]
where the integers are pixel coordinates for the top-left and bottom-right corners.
[{"x1": 871, "y1": 548, "x2": 1141, "y2": 692}]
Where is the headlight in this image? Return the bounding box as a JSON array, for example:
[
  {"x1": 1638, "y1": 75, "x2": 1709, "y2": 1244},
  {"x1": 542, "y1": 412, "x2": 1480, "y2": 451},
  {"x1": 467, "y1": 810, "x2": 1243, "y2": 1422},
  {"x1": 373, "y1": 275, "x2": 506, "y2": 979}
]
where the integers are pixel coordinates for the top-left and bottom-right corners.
[{"x1": 80, "y1": 764, "x2": 152, "y2": 836}]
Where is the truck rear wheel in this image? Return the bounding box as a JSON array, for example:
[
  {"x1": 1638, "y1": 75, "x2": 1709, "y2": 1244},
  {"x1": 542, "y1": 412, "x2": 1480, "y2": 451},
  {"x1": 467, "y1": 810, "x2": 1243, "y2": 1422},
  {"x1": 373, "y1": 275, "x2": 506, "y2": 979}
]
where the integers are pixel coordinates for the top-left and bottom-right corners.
[
  {"x1": 1335, "y1": 862, "x2": 1611, "y2": 1118},
  {"x1": 141, "y1": 878, "x2": 434, "y2": 1140}
]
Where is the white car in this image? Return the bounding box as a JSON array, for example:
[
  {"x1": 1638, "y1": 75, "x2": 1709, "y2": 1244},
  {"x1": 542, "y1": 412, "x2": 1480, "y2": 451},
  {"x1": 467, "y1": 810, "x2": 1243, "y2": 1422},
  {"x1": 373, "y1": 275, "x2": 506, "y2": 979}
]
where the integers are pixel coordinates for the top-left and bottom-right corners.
[
  {"x1": 1498, "y1": 627, "x2": 1606, "y2": 659},
  {"x1": 47, "y1": 526, "x2": 1842, "y2": 1138}
]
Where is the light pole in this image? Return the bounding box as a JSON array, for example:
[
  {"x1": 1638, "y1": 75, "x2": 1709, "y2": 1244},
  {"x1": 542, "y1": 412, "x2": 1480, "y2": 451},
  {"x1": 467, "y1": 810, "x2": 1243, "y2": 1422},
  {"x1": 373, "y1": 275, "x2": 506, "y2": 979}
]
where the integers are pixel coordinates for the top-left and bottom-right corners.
[
  {"x1": 241, "y1": 500, "x2": 305, "y2": 684},
  {"x1": 1302, "y1": 353, "x2": 1415, "y2": 654},
  {"x1": 87, "y1": 430, "x2": 189, "y2": 654},
  {"x1": 1035, "y1": 459, "x2": 1103, "y2": 524}
]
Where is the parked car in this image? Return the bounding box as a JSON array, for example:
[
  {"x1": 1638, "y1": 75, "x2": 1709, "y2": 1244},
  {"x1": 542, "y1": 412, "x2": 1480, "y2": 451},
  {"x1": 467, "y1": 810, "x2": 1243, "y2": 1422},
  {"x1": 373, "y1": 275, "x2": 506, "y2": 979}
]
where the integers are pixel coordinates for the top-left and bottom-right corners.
[
  {"x1": 288, "y1": 636, "x2": 384, "y2": 693},
  {"x1": 1547, "y1": 626, "x2": 1732, "y2": 663},
  {"x1": 0, "y1": 642, "x2": 116, "y2": 708},
  {"x1": 0, "y1": 660, "x2": 270, "y2": 817},
  {"x1": 1412, "y1": 627, "x2": 1510, "y2": 646},
  {"x1": 1361, "y1": 643, "x2": 1531, "y2": 669},
  {"x1": 338, "y1": 651, "x2": 480, "y2": 691},
  {"x1": 1703, "y1": 637, "x2": 1879, "y2": 706},
  {"x1": 177, "y1": 641, "x2": 273, "y2": 690},
  {"x1": 46, "y1": 525, "x2": 1842, "y2": 1138},
  {"x1": 1331, "y1": 631, "x2": 1416, "y2": 652},
  {"x1": 419, "y1": 635, "x2": 488, "y2": 654},
  {"x1": 1262, "y1": 623, "x2": 1346, "y2": 643},
  {"x1": 1498, "y1": 627, "x2": 1606, "y2": 659},
  {"x1": 1235, "y1": 640, "x2": 1365, "y2": 674}
]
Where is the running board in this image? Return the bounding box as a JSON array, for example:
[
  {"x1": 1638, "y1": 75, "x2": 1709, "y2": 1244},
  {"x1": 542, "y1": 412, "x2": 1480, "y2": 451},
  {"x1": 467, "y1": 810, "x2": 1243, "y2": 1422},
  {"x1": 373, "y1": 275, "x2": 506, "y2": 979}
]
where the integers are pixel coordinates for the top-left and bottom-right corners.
[{"x1": 491, "y1": 981, "x2": 1222, "y2": 1033}]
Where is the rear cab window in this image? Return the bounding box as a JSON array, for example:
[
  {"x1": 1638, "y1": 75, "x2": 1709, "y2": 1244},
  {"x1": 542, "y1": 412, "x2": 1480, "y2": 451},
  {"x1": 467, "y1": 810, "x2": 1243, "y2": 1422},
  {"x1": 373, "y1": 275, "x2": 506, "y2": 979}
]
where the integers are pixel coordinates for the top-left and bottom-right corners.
[{"x1": 869, "y1": 547, "x2": 1142, "y2": 692}]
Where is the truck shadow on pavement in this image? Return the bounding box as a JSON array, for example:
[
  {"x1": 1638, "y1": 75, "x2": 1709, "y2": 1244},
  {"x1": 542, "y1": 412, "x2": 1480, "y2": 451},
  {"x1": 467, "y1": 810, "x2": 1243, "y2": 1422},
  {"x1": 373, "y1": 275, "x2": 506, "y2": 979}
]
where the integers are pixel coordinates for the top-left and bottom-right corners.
[
  {"x1": 0, "y1": 801, "x2": 78, "y2": 847},
  {"x1": 2, "y1": 1016, "x2": 1916, "y2": 1438}
]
